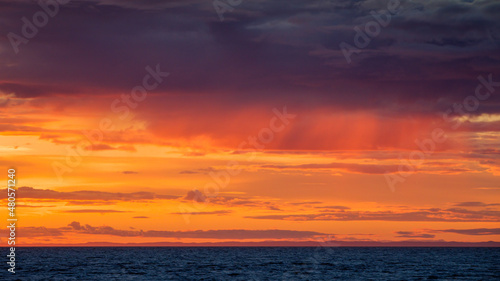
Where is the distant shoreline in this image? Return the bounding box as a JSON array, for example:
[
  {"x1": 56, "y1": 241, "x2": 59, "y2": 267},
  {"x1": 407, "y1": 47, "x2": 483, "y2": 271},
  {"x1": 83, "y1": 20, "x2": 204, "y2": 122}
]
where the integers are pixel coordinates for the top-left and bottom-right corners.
[{"x1": 5, "y1": 241, "x2": 500, "y2": 247}]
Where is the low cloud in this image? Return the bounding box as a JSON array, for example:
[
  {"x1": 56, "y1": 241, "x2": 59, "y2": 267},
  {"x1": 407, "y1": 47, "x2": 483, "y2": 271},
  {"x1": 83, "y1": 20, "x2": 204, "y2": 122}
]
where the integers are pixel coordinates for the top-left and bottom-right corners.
[
  {"x1": 66, "y1": 222, "x2": 325, "y2": 239},
  {"x1": 395, "y1": 231, "x2": 435, "y2": 239},
  {"x1": 453, "y1": 202, "x2": 500, "y2": 207},
  {"x1": 436, "y1": 228, "x2": 500, "y2": 236}
]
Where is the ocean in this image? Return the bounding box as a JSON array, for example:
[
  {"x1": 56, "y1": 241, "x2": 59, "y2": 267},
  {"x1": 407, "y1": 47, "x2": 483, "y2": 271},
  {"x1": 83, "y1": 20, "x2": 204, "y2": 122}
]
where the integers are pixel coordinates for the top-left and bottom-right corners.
[{"x1": 3, "y1": 247, "x2": 499, "y2": 280}]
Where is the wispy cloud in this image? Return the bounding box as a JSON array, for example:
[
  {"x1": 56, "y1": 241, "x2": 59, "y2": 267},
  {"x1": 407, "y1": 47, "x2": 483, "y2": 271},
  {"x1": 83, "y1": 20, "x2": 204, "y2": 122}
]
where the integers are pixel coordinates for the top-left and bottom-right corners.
[
  {"x1": 247, "y1": 208, "x2": 500, "y2": 222},
  {"x1": 170, "y1": 210, "x2": 232, "y2": 215},
  {"x1": 436, "y1": 228, "x2": 500, "y2": 236},
  {"x1": 61, "y1": 209, "x2": 128, "y2": 214},
  {"x1": 453, "y1": 202, "x2": 500, "y2": 207},
  {"x1": 1, "y1": 186, "x2": 178, "y2": 202},
  {"x1": 395, "y1": 231, "x2": 435, "y2": 239}
]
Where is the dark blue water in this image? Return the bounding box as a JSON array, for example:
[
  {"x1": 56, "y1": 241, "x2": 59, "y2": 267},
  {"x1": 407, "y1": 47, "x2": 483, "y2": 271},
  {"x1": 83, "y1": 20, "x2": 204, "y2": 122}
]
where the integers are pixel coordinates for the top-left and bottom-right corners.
[{"x1": 2, "y1": 247, "x2": 499, "y2": 280}]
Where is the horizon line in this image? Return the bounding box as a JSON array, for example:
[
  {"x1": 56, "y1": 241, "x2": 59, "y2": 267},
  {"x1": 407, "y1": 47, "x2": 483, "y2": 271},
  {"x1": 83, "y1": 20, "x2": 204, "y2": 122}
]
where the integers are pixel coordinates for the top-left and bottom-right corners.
[{"x1": 8, "y1": 240, "x2": 500, "y2": 247}]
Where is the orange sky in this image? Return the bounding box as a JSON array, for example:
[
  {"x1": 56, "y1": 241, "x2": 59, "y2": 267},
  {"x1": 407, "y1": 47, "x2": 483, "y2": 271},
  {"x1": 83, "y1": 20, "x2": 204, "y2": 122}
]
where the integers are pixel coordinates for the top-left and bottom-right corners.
[
  {"x1": 1, "y1": 0, "x2": 500, "y2": 246},
  {"x1": 1, "y1": 94, "x2": 499, "y2": 246}
]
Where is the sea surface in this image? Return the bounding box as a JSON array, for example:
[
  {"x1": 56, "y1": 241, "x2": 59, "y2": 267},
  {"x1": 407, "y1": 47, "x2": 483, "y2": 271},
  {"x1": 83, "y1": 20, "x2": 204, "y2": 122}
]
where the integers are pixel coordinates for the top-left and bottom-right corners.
[{"x1": 2, "y1": 247, "x2": 499, "y2": 280}]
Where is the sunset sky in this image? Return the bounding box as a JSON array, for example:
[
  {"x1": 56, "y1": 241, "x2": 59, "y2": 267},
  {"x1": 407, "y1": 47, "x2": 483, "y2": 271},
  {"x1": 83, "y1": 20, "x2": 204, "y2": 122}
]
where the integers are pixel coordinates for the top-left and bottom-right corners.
[{"x1": 1, "y1": 0, "x2": 500, "y2": 246}]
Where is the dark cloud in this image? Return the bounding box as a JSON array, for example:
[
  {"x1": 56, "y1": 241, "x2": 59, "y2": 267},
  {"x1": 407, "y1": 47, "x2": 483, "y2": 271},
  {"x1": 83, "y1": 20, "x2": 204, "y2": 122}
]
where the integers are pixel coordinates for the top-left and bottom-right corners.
[
  {"x1": 437, "y1": 228, "x2": 500, "y2": 236},
  {"x1": 0, "y1": 226, "x2": 63, "y2": 237},
  {"x1": 0, "y1": 0, "x2": 499, "y2": 153},
  {"x1": 395, "y1": 231, "x2": 435, "y2": 239},
  {"x1": 0, "y1": 0, "x2": 498, "y2": 117},
  {"x1": 183, "y1": 189, "x2": 207, "y2": 203},
  {"x1": 66, "y1": 221, "x2": 325, "y2": 239},
  {"x1": 0, "y1": 82, "x2": 75, "y2": 98}
]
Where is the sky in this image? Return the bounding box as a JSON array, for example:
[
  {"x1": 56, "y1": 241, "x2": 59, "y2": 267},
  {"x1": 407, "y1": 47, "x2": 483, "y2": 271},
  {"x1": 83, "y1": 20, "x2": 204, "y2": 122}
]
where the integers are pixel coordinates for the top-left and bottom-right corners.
[{"x1": 0, "y1": 0, "x2": 500, "y2": 246}]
